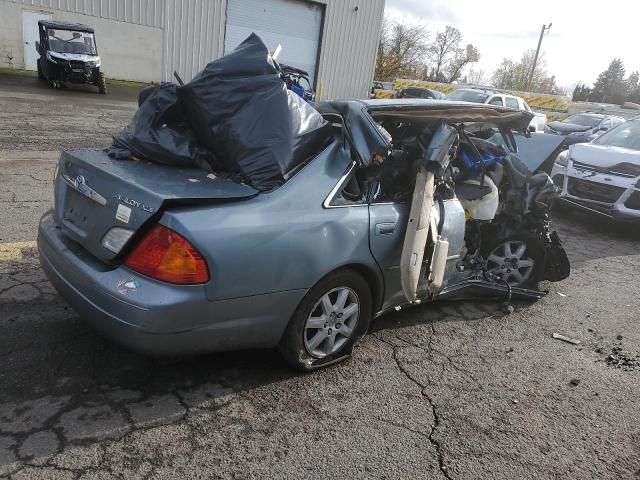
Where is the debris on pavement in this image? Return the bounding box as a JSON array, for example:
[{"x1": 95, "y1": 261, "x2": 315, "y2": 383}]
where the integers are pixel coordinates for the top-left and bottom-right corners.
[
  {"x1": 569, "y1": 378, "x2": 581, "y2": 387},
  {"x1": 604, "y1": 346, "x2": 640, "y2": 372},
  {"x1": 556, "y1": 292, "x2": 567, "y2": 297},
  {"x1": 552, "y1": 333, "x2": 581, "y2": 345}
]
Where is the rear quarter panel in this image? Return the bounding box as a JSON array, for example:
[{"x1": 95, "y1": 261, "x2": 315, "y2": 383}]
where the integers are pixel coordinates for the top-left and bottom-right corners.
[{"x1": 161, "y1": 141, "x2": 381, "y2": 302}]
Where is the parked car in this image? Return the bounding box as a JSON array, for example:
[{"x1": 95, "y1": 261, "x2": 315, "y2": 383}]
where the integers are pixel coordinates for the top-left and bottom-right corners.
[
  {"x1": 444, "y1": 88, "x2": 547, "y2": 132},
  {"x1": 396, "y1": 87, "x2": 444, "y2": 100},
  {"x1": 545, "y1": 113, "x2": 625, "y2": 146},
  {"x1": 372, "y1": 81, "x2": 394, "y2": 91},
  {"x1": 551, "y1": 117, "x2": 640, "y2": 221},
  {"x1": 35, "y1": 20, "x2": 106, "y2": 94},
  {"x1": 38, "y1": 97, "x2": 570, "y2": 371}
]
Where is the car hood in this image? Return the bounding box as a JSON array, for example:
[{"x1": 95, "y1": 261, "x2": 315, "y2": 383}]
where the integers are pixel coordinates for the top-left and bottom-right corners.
[
  {"x1": 548, "y1": 121, "x2": 593, "y2": 134},
  {"x1": 514, "y1": 133, "x2": 565, "y2": 174},
  {"x1": 570, "y1": 143, "x2": 640, "y2": 176}
]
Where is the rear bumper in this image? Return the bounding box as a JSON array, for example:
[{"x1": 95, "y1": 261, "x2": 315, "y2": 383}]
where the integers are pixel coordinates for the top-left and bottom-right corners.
[{"x1": 38, "y1": 211, "x2": 305, "y2": 355}]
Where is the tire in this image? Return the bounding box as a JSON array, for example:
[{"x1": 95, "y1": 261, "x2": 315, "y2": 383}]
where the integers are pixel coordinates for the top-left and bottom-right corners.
[
  {"x1": 96, "y1": 71, "x2": 107, "y2": 94},
  {"x1": 482, "y1": 233, "x2": 545, "y2": 289},
  {"x1": 278, "y1": 270, "x2": 372, "y2": 371},
  {"x1": 37, "y1": 59, "x2": 45, "y2": 80}
]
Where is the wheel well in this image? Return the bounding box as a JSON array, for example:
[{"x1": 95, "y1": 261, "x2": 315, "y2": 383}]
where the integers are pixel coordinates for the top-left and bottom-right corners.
[{"x1": 331, "y1": 263, "x2": 384, "y2": 313}]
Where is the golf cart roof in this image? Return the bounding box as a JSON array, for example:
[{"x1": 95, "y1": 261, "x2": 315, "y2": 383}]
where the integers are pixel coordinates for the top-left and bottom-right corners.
[{"x1": 38, "y1": 20, "x2": 94, "y2": 33}]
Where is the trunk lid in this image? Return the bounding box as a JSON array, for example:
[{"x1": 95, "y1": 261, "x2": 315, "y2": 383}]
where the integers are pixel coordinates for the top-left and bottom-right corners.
[{"x1": 53, "y1": 149, "x2": 258, "y2": 263}]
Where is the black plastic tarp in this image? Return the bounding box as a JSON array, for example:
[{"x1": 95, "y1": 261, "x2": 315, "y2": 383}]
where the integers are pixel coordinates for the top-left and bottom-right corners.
[
  {"x1": 109, "y1": 83, "x2": 216, "y2": 172},
  {"x1": 178, "y1": 33, "x2": 330, "y2": 191},
  {"x1": 109, "y1": 33, "x2": 330, "y2": 192}
]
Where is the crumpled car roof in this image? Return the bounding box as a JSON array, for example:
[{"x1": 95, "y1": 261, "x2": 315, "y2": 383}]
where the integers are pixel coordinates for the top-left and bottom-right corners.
[{"x1": 316, "y1": 99, "x2": 534, "y2": 166}]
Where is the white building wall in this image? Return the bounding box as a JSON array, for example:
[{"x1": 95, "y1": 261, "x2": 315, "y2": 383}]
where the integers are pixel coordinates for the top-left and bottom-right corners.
[
  {"x1": 161, "y1": 0, "x2": 384, "y2": 99},
  {"x1": 0, "y1": 0, "x2": 163, "y2": 81},
  {"x1": 316, "y1": 0, "x2": 385, "y2": 99},
  {"x1": 162, "y1": 0, "x2": 226, "y2": 83},
  {"x1": 1, "y1": 0, "x2": 385, "y2": 98}
]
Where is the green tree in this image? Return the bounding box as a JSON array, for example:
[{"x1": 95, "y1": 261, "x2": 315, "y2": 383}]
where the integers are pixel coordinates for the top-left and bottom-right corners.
[
  {"x1": 627, "y1": 71, "x2": 640, "y2": 104},
  {"x1": 590, "y1": 59, "x2": 627, "y2": 104},
  {"x1": 572, "y1": 83, "x2": 592, "y2": 101}
]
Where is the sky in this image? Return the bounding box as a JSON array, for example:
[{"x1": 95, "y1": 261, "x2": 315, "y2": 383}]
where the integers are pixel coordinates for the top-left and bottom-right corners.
[{"x1": 384, "y1": 0, "x2": 639, "y2": 90}]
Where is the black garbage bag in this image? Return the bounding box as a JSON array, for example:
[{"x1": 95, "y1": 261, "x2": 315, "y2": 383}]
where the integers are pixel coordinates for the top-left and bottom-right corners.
[
  {"x1": 108, "y1": 83, "x2": 216, "y2": 172},
  {"x1": 178, "y1": 33, "x2": 330, "y2": 191}
]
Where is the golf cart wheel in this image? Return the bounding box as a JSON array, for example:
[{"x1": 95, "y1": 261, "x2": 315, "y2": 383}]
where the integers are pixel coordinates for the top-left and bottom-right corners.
[
  {"x1": 37, "y1": 59, "x2": 45, "y2": 80},
  {"x1": 97, "y1": 71, "x2": 107, "y2": 94},
  {"x1": 483, "y1": 233, "x2": 545, "y2": 289},
  {"x1": 278, "y1": 270, "x2": 372, "y2": 372}
]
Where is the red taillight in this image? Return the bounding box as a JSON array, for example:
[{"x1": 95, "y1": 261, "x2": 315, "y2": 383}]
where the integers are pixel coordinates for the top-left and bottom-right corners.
[{"x1": 125, "y1": 225, "x2": 209, "y2": 285}]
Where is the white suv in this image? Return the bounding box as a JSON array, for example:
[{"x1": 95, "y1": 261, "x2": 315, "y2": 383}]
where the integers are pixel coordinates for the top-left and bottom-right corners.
[{"x1": 445, "y1": 88, "x2": 547, "y2": 132}]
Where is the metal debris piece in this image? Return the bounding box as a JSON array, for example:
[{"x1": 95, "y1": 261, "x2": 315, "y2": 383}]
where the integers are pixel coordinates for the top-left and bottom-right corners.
[
  {"x1": 556, "y1": 292, "x2": 567, "y2": 297},
  {"x1": 552, "y1": 333, "x2": 581, "y2": 345}
]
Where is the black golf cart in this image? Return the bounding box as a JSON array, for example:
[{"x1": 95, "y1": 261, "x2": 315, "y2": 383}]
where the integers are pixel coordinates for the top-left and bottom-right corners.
[{"x1": 35, "y1": 20, "x2": 106, "y2": 94}]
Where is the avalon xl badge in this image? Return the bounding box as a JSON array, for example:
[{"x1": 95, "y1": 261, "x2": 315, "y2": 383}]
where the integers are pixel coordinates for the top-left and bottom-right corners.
[{"x1": 62, "y1": 174, "x2": 107, "y2": 206}]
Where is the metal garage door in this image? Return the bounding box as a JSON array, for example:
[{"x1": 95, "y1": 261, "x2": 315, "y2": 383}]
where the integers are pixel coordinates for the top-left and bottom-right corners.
[{"x1": 224, "y1": 0, "x2": 323, "y2": 85}]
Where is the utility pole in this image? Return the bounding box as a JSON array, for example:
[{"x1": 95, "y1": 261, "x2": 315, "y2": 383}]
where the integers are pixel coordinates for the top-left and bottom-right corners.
[{"x1": 527, "y1": 23, "x2": 552, "y2": 91}]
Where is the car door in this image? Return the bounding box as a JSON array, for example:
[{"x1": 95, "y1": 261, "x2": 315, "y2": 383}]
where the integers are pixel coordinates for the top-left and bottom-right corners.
[
  {"x1": 505, "y1": 96, "x2": 520, "y2": 110},
  {"x1": 488, "y1": 95, "x2": 505, "y2": 107},
  {"x1": 368, "y1": 186, "x2": 409, "y2": 311},
  {"x1": 368, "y1": 123, "x2": 459, "y2": 307}
]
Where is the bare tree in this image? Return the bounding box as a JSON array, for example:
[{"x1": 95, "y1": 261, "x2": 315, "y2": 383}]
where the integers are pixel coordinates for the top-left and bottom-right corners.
[
  {"x1": 375, "y1": 17, "x2": 430, "y2": 81},
  {"x1": 466, "y1": 66, "x2": 488, "y2": 85},
  {"x1": 446, "y1": 44, "x2": 480, "y2": 83},
  {"x1": 428, "y1": 26, "x2": 462, "y2": 82},
  {"x1": 491, "y1": 50, "x2": 550, "y2": 92}
]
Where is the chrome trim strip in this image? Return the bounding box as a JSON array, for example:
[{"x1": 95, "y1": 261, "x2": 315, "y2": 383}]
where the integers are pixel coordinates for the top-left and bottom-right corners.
[
  {"x1": 62, "y1": 174, "x2": 107, "y2": 206},
  {"x1": 323, "y1": 161, "x2": 368, "y2": 209}
]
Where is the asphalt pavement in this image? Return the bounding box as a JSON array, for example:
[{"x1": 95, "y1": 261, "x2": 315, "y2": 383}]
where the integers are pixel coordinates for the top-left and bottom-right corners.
[{"x1": 1, "y1": 74, "x2": 639, "y2": 480}]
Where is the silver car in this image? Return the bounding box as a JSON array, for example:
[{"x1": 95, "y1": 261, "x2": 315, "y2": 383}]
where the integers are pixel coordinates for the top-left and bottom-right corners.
[
  {"x1": 551, "y1": 117, "x2": 640, "y2": 221},
  {"x1": 39, "y1": 100, "x2": 569, "y2": 371}
]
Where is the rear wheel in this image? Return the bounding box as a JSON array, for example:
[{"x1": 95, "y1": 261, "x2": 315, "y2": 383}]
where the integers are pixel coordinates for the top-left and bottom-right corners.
[
  {"x1": 278, "y1": 270, "x2": 372, "y2": 371},
  {"x1": 96, "y1": 71, "x2": 107, "y2": 94},
  {"x1": 484, "y1": 234, "x2": 545, "y2": 288}
]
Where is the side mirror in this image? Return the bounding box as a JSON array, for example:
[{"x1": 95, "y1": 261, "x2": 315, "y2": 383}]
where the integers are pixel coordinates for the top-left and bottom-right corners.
[
  {"x1": 598, "y1": 126, "x2": 609, "y2": 132},
  {"x1": 35, "y1": 41, "x2": 40, "y2": 54}
]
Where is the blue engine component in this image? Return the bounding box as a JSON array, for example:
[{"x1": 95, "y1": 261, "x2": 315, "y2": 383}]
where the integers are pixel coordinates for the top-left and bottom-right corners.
[{"x1": 458, "y1": 143, "x2": 505, "y2": 177}]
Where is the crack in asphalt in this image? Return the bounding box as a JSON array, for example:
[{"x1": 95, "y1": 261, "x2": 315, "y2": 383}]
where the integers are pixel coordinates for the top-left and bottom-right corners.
[{"x1": 372, "y1": 333, "x2": 453, "y2": 480}]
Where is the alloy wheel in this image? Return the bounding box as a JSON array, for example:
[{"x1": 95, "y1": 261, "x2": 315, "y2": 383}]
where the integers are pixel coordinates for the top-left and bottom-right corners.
[
  {"x1": 486, "y1": 240, "x2": 535, "y2": 286},
  {"x1": 303, "y1": 287, "x2": 360, "y2": 358}
]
